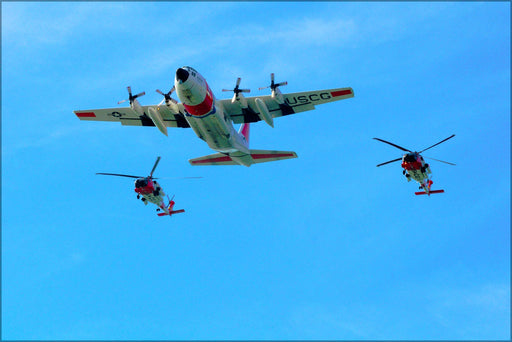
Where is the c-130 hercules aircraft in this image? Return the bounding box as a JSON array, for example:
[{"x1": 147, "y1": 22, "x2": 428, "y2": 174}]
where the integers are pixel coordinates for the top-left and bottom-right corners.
[{"x1": 74, "y1": 66, "x2": 354, "y2": 166}]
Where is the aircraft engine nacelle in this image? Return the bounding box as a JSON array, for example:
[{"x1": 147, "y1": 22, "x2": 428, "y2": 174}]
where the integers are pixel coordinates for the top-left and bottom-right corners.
[{"x1": 255, "y1": 98, "x2": 274, "y2": 128}]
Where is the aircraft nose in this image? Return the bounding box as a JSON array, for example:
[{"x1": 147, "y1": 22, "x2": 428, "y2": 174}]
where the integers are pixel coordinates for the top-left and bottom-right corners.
[{"x1": 176, "y1": 68, "x2": 190, "y2": 83}]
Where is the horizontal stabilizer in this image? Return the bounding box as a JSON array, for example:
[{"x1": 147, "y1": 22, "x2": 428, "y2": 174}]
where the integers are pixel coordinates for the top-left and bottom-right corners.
[
  {"x1": 157, "y1": 209, "x2": 185, "y2": 216},
  {"x1": 189, "y1": 149, "x2": 297, "y2": 166},
  {"x1": 415, "y1": 189, "x2": 445, "y2": 196}
]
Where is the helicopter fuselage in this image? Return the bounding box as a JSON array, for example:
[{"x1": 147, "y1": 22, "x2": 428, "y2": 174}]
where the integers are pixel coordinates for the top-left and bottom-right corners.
[
  {"x1": 134, "y1": 178, "x2": 166, "y2": 208},
  {"x1": 401, "y1": 152, "x2": 433, "y2": 191}
]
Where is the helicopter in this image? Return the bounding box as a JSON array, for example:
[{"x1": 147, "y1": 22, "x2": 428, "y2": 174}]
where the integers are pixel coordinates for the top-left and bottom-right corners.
[
  {"x1": 96, "y1": 156, "x2": 195, "y2": 216},
  {"x1": 373, "y1": 134, "x2": 456, "y2": 196}
]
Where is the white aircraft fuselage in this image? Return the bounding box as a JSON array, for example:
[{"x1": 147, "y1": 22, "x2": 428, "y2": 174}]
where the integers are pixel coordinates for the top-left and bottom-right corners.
[{"x1": 175, "y1": 66, "x2": 250, "y2": 155}]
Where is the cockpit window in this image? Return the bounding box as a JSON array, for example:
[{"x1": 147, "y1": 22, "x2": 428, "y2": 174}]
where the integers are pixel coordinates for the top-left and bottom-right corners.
[
  {"x1": 135, "y1": 179, "x2": 148, "y2": 188},
  {"x1": 403, "y1": 153, "x2": 416, "y2": 162}
]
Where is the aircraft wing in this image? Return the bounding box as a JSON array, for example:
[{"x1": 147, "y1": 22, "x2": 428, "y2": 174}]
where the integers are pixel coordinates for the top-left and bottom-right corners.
[
  {"x1": 221, "y1": 87, "x2": 354, "y2": 124},
  {"x1": 74, "y1": 104, "x2": 190, "y2": 128}
]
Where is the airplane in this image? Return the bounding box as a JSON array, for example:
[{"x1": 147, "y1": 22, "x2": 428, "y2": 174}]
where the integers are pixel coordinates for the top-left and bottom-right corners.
[
  {"x1": 74, "y1": 67, "x2": 354, "y2": 166},
  {"x1": 373, "y1": 134, "x2": 456, "y2": 196},
  {"x1": 96, "y1": 156, "x2": 193, "y2": 217}
]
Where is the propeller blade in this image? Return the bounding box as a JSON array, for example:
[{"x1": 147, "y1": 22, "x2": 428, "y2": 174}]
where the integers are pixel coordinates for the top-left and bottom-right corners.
[
  {"x1": 376, "y1": 157, "x2": 403, "y2": 167},
  {"x1": 225, "y1": 77, "x2": 251, "y2": 94},
  {"x1": 117, "y1": 99, "x2": 128, "y2": 105},
  {"x1": 96, "y1": 173, "x2": 142, "y2": 178},
  {"x1": 419, "y1": 134, "x2": 456, "y2": 153},
  {"x1": 259, "y1": 73, "x2": 286, "y2": 90},
  {"x1": 156, "y1": 87, "x2": 177, "y2": 104},
  {"x1": 373, "y1": 138, "x2": 412, "y2": 152},
  {"x1": 424, "y1": 156, "x2": 456, "y2": 166},
  {"x1": 157, "y1": 176, "x2": 204, "y2": 180},
  {"x1": 133, "y1": 91, "x2": 145, "y2": 99},
  {"x1": 149, "y1": 156, "x2": 161, "y2": 177}
]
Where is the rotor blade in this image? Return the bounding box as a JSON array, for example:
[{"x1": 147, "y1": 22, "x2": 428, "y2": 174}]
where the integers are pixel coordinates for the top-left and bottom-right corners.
[
  {"x1": 156, "y1": 89, "x2": 164, "y2": 96},
  {"x1": 373, "y1": 138, "x2": 411, "y2": 152},
  {"x1": 150, "y1": 156, "x2": 161, "y2": 177},
  {"x1": 419, "y1": 134, "x2": 456, "y2": 153},
  {"x1": 424, "y1": 156, "x2": 456, "y2": 166},
  {"x1": 96, "y1": 173, "x2": 141, "y2": 178},
  {"x1": 376, "y1": 157, "x2": 402, "y2": 167},
  {"x1": 276, "y1": 81, "x2": 288, "y2": 87},
  {"x1": 157, "y1": 176, "x2": 204, "y2": 180},
  {"x1": 236, "y1": 77, "x2": 241, "y2": 87}
]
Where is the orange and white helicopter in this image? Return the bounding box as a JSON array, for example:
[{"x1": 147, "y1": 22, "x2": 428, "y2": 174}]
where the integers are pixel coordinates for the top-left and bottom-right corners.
[
  {"x1": 97, "y1": 156, "x2": 195, "y2": 217},
  {"x1": 374, "y1": 134, "x2": 456, "y2": 196},
  {"x1": 74, "y1": 66, "x2": 354, "y2": 166}
]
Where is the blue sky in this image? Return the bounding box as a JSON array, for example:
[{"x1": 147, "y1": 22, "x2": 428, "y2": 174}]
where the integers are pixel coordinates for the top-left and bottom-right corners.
[{"x1": 2, "y1": 2, "x2": 510, "y2": 340}]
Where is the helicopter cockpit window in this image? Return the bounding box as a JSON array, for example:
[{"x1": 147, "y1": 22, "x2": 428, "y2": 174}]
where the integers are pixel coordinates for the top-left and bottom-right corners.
[
  {"x1": 135, "y1": 179, "x2": 147, "y2": 188},
  {"x1": 404, "y1": 154, "x2": 416, "y2": 163}
]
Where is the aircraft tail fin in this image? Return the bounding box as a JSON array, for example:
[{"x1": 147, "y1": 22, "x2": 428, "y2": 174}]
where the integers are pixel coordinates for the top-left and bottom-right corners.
[
  {"x1": 239, "y1": 123, "x2": 250, "y2": 143},
  {"x1": 189, "y1": 149, "x2": 297, "y2": 166},
  {"x1": 415, "y1": 189, "x2": 445, "y2": 196}
]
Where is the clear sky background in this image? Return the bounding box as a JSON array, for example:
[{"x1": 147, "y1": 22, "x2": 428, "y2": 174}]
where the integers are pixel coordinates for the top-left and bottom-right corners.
[{"x1": 2, "y1": 2, "x2": 510, "y2": 340}]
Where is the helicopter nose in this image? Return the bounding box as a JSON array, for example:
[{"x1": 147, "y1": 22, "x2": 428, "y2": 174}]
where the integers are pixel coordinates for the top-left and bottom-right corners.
[{"x1": 176, "y1": 68, "x2": 190, "y2": 83}]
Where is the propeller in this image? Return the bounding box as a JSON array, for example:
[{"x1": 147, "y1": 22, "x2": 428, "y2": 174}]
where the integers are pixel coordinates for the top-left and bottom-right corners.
[
  {"x1": 223, "y1": 78, "x2": 250, "y2": 105},
  {"x1": 222, "y1": 77, "x2": 250, "y2": 95},
  {"x1": 258, "y1": 73, "x2": 288, "y2": 91},
  {"x1": 373, "y1": 138, "x2": 411, "y2": 152},
  {"x1": 374, "y1": 135, "x2": 456, "y2": 167},
  {"x1": 156, "y1": 86, "x2": 178, "y2": 106},
  {"x1": 118, "y1": 86, "x2": 145, "y2": 105},
  {"x1": 419, "y1": 134, "x2": 456, "y2": 153}
]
